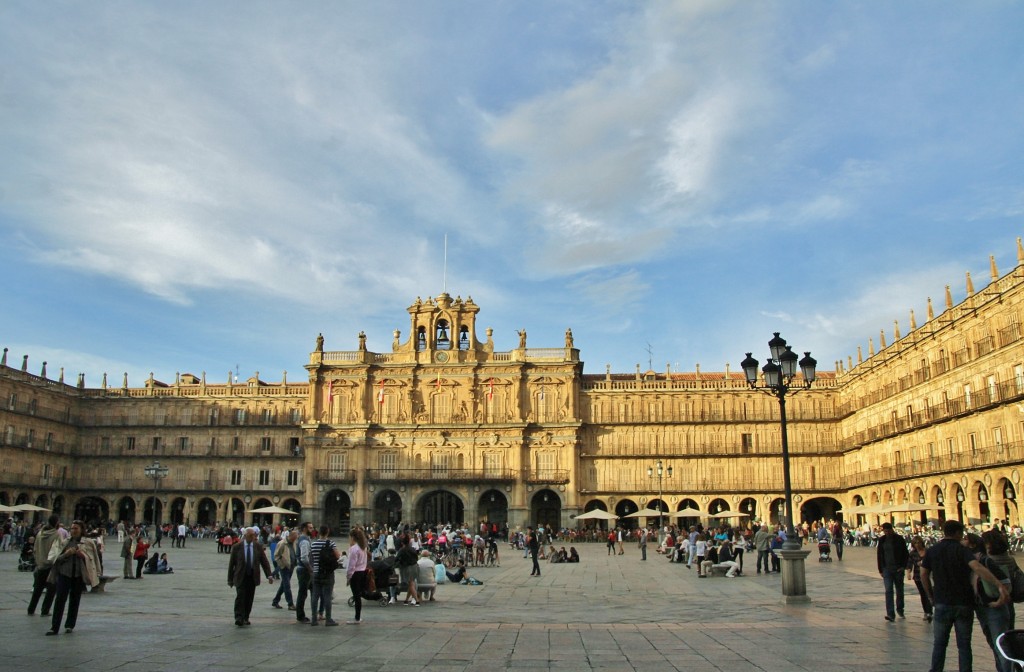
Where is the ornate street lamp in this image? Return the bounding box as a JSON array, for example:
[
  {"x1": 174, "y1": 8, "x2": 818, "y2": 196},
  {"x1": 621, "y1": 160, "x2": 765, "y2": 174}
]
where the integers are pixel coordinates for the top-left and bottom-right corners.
[
  {"x1": 742, "y1": 333, "x2": 816, "y2": 602},
  {"x1": 144, "y1": 461, "x2": 169, "y2": 528},
  {"x1": 647, "y1": 460, "x2": 673, "y2": 530}
]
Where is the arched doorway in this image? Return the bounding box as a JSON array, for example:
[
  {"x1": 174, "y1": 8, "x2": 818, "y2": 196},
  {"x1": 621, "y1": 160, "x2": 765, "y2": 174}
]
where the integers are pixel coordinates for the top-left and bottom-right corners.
[
  {"x1": 117, "y1": 496, "x2": 136, "y2": 525},
  {"x1": 530, "y1": 489, "x2": 561, "y2": 529},
  {"x1": 15, "y1": 492, "x2": 29, "y2": 506},
  {"x1": 421, "y1": 490, "x2": 463, "y2": 526},
  {"x1": 615, "y1": 498, "x2": 639, "y2": 528},
  {"x1": 170, "y1": 497, "x2": 187, "y2": 525},
  {"x1": 0, "y1": 491, "x2": 8, "y2": 506},
  {"x1": 976, "y1": 483, "x2": 991, "y2": 525},
  {"x1": 229, "y1": 498, "x2": 245, "y2": 526},
  {"x1": 800, "y1": 496, "x2": 841, "y2": 525},
  {"x1": 143, "y1": 496, "x2": 163, "y2": 526},
  {"x1": 769, "y1": 497, "x2": 786, "y2": 525},
  {"x1": 52, "y1": 495, "x2": 66, "y2": 517},
  {"x1": 738, "y1": 497, "x2": 758, "y2": 521},
  {"x1": 281, "y1": 498, "x2": 302, "y2": 528},
  {"x1": 251, "y1": 498, "x2": 273, "y2": 528},
  {"x1": 74, "y1": 496, "x2": 109, "y2": 528},
  {"x1": 196, "y1": 497, "x2": 217, "y2": 526},
  {"x1": 578, "y1": 499, "x2": 612, "y2": 531},
  {"x1": 648, "y1": 498, "x2": 669, "y2": 528},
  {"x1": 373, "y1": 490, "x2": 402, "y2": 528},
  {"x1": 324, "y1": 490, "x2": 352, "y2": 536},
  {"x1": 478, "y1": 489, "x2": 508, "y2": 526},
  {"x1": 675, "y1": 498, "x2": 700, "y2": 530}
]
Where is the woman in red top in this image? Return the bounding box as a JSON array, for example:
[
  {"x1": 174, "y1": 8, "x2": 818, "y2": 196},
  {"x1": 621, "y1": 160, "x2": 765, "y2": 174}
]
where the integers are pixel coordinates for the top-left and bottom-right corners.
[{"x1": 133, "y1": 536, "x2": 150, "y2": 578}]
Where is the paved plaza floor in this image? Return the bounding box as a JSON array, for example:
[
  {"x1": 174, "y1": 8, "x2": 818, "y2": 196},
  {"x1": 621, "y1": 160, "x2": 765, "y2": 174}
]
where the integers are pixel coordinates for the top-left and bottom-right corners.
[{"x1": 0, "y1": 538, "x2": 1008, "y2": 671}]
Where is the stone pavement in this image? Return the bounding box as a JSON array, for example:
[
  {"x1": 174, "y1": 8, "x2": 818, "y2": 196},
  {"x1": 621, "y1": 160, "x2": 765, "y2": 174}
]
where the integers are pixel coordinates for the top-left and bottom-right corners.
[{"x1": 0, "y1": 538, "x2": 1008, "y2": 671}]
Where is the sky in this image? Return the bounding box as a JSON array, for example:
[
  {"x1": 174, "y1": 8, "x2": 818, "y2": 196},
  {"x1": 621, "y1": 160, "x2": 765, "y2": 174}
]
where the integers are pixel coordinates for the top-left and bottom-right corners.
[{"x1": 1, "y1": 2, "x2": 1022, "y2": 387}]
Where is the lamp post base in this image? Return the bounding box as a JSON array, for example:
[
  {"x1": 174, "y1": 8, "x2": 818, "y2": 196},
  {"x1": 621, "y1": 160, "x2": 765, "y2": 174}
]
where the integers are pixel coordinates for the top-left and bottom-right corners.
[{"x1": 778, "y1": 548, "x2": 812, "y2": 604}]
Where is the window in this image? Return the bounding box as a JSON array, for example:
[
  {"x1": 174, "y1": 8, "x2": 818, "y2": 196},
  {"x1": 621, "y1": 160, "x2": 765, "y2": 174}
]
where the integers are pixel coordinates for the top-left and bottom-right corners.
[
  {"x1": 235, "y1": 409, "x2": 247, "y2": 425},
  {"x1": 995, "y1": 427, "x2": 1004, "y2": 451},
  {"x1": 101, "y1": 436, "x2": 111, "y2": 452},
  {"x1": 261, "y1": 409, "x2": 272, "y2": 424},
  {"x1": 258, "y1": 469, "x2": 270, "y2": 486},
  {"x1": 431, "y1": 452, "x2": 450, "y2": 477},
  {"x1": 232, "y1": 436, "x2": 240, "y2": 452},
  {"x1": 209, "y1": 437, "x2": 217, "y2": 453},
  {"x1": 536, "y1": 452, "x2": 555, "y2": 480},
  {"x1": 126, "y1": 436, "x2": 136, "y2": 451},
  {"x1": 290, "y1": 437, "x2": 300, "y2": 456},
  {"x1": 179, "y1": 437, "x2": 189, "y2": 452},
  {"x1": 483, "y1": 452, "x2": 503, "y2": 477},
  {"x1": 45, "y1": 432, "x2": 53, "y2": 450},
  {"x1": 290, "y1": 408, "x2": 301, "y2": 424},
  {"x1": 260, "y1": 437, "x2": 272, "y2": 452},
  {"x1": 7, "y1": 393, "x2": 15, "y2": 410},
  {"x1": 27, "y1": 429, "x2": 34, "y2": 447},
  {"x1": 329, "y1": 452, "x2": 347, "y2": 477},
  {"x1": 964, "y1": 384, "x2": 972, "y2": 409},
  {"x1": 968, "y1": 433, "x2": 977, "y2": 453},
  {"x1": 181, "y1": 408, "x2": 192, "y2": 425},
  {"x1": 28, "y1": 399, "x2": 37, "y2": 415},
  {"x1": 4, "y1": 425, "x2": 12, "y2": 445},
  {"x1": 287, "y1": 470, "x2": 299, "y2": 486},
  {"x1": 379, "y1": 452, "x2": 396, "y2": 476},
  {"x1": 741, "y1": 433, "x2": 753, "y2": 453},
  {"x1": 152, "y1": 437, "x2": 161, "y2": 452},
  {"x1": 209, "y1": 408, "x2": 219, "y2": 426},
  {"x1": 1016, "y1": 365, "x2": 1024, "y2": 393},
  {"x1": 230, "y1": 469, "x2": 242, "y2": 486},
  {"x1": 43, "y1": 464, "x2": 51, "y2": 479},
  {"x1": 988, "y1": 375, "x2": 998, "y2": 402}
]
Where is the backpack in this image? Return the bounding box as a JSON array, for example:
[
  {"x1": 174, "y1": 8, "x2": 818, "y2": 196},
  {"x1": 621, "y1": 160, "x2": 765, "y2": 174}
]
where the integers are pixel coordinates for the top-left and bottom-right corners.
[
  {"x1": 1008, "y1": 559, "x2": 1024, "y2": 603},
  {"x1": 318, "y1": 542, "x2": 338, "y2": 576}
]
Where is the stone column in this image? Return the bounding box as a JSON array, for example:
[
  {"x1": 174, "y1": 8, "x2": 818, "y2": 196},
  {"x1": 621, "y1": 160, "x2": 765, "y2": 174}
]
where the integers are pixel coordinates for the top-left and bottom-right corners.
[{"x1": 778, "y1": 548, "x2": 812, "y2": 604}]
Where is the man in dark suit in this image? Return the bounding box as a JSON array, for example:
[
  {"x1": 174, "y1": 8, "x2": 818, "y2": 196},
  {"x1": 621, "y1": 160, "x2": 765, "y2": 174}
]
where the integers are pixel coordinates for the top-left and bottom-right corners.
[{"x1": 227, "y1": 527, "x2": 274, "y2": 626}]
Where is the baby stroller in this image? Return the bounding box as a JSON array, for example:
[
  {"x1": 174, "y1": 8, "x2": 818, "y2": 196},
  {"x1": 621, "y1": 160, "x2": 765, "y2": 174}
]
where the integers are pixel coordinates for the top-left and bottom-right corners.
[
  {"x1": 18, "y1": 540, "x2": 35, "y2": 572},
  {"x1": 817, "y1": 539, "x2": 832, "y2": 562}
]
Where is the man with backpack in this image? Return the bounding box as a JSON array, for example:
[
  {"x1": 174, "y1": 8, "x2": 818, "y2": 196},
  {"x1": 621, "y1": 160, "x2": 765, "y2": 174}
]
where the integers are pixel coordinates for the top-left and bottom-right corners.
[{"x1": 308, "y1": 524, "x2": 341, "y2": 626}]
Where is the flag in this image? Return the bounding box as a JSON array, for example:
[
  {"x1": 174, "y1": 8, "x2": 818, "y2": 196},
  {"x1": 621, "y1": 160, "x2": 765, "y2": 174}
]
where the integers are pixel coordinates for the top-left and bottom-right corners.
[
  {"x1": 378, "y1": 379, "x2": 385, "y2": 404},
  {"x1": 327, "y1": 380, "x2": 333, "y2": 404},
  {"x1": 436, "y1": 374, "x2": 441, "y2": 390},
  {"x1": 488, "y1": 378, "x2": 493, "y2": 400}
]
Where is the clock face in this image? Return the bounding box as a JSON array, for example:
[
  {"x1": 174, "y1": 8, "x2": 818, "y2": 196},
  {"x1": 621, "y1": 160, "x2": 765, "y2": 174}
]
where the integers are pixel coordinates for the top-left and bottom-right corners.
[{"x1": 435, "y1": 351, "x2": 449, "y2": 363}]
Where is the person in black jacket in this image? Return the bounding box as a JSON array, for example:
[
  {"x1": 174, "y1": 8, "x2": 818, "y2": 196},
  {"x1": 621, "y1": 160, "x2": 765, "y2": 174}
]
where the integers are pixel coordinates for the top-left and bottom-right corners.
[{"x1": 877, "y1": 522, "x2": 910, "y2": 622}]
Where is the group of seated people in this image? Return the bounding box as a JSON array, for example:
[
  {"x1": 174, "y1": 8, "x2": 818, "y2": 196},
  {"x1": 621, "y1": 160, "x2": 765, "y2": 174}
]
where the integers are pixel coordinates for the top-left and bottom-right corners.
[
  {"x1": 143, "y1": 551, "x2": 173, "y2": 574},
  {"x1": 546, "y1": 545, "x2": 581, "y2": 563}
]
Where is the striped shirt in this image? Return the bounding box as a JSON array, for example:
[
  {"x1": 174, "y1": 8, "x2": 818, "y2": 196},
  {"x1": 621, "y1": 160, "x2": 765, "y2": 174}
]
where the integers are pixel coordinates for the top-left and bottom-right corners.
[{"x1": 308, "y1": 538, "x2": 337, "y2": 576}]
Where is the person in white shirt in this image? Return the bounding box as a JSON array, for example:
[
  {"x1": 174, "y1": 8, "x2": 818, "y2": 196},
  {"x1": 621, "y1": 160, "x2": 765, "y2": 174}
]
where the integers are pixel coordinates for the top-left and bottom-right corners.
[
  {"x1": 177, "y1": 523, "x2": 188, "y2": 548},
  {"x1": 416, "y1": 550, "x2": 437, "y2": 601}
]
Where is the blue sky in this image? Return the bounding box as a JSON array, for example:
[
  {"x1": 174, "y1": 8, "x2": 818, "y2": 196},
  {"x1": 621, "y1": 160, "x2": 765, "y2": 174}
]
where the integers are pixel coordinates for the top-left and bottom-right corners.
[{"x1": 1, "y1": 2, "x2": 1022, "y2": 386}]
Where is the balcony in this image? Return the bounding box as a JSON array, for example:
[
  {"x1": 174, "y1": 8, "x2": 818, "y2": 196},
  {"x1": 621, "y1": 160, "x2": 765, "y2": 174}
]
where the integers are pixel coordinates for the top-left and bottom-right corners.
[
  {"x1": 523, "y1": 469, "x2": 570, "y2": 484},
  {"x1": 844, "y1": 440, "x2": 1024, "y2": 487},
  {"x1": 364, "y1": 468, "x2": 518, "y2": 483},
  {"x1": 315, "y1": 469, "x2": 357, "y2": 484}
]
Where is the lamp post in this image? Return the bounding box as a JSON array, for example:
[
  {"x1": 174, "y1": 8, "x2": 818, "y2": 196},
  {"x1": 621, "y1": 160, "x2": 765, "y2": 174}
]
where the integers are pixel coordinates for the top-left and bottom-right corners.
[
  {"x1": 647, "y1": 460, "x2": 673, "y2": 530},
  {"x1": 144, "y1": 461, "x2": 169, "y2": 529},
  {"x1": 741, "y1": 332, "x2": 816, "y2": 603}
]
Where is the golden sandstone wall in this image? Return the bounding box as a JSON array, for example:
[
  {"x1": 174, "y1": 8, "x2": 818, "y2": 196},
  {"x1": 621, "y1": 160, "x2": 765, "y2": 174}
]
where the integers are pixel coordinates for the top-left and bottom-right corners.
[{"x1": 1, "y1": 240, "x2": 1023, "y2": 532}]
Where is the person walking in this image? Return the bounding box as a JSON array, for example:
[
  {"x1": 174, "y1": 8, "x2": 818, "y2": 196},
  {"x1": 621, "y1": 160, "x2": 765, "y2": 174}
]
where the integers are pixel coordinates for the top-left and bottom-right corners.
[
  {"x1": 46, "y1": 520, "x2": 101, "y2": 635},
  {"x1": 907, "y1": 536, "x2": 933, "y2": 623},
  {"x1": 528, "y1": 526, "x2": 541, "y2": 577},
  {"x1": 831, "y1": 520, "x2": 844, "y2": 561},
  {"x1": 271, "y1": 529, "x2": 297, "y2": 610},
  {"x1": 920, "y1": 520, "x2": 1009, "y2": 672},
  {"x1": 754, "y1": 525, "x2": 773, "y2": 574},
  {"x1": 120, "y1": 527, "x2": 137, "y2": 580},
  {"x1": 308, "y1": 525, "x2": 340, "y2": 626},
  {"x1": 293, "y1": 522, "x2": 313, "y2": 623},
  {"x1": 345, "y1": 527, "x2": 368, "y2": 624},
  {"x1": 877, "y1": 522, "x2": 910, "y2": 622},
  {"x1": 395, "y1": 534, "x2": 419, "y2": 606},
  {"x1": 227, "y1": 527, "x2": 274, "y2": 626},
  {"x1": 27, "y1": 514, "x2": 61, "y2": 617}
]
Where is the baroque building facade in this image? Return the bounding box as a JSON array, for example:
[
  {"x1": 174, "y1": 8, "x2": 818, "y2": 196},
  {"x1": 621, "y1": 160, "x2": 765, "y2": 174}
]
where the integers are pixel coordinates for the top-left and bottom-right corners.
[{"x1": 2, "y1": 240, "x2": 1024, "y2": 534}]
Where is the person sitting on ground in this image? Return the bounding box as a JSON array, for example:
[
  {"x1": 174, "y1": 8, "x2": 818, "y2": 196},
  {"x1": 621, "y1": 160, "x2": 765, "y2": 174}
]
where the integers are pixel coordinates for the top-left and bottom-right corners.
[
  {"x1": 416, "y1": 550, "x2": 437, "y2": 602},
  {"x1": 142, "y1": 550, "x2": 160, "y2": 574},
  {"x1": 157, "y1": 552, "x2": 173, "y2": 574},
  {"x1": 547, "y1": 544, "x2": 560, "y2": 562},
  {"x1": 446, "y1": 559, "x2": 470, "y2": 584},
  {"x1": 556, "y1": 546, "x2": 568, "y2": 563},
  {"x1": 567, "y1": 547, "x2": 580, "y2": 563}
]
